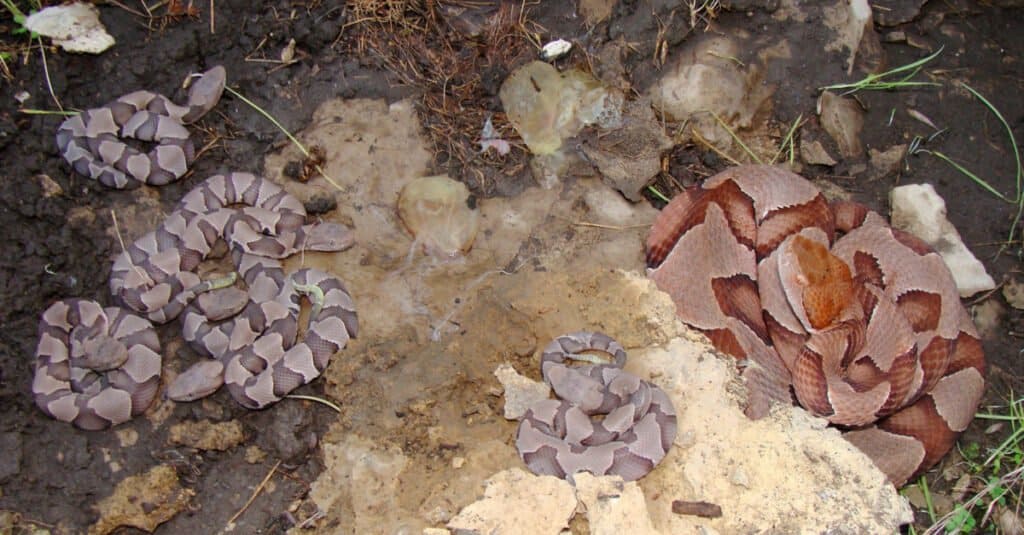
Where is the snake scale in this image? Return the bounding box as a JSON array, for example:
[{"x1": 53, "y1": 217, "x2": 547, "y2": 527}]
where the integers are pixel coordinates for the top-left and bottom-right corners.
[
  {"x1": 37, "y1": 65, "x2": 984, "y2": 491},
  {"x1": 646, "y1": 165, "x2": 986, "y2": 486},
  {"x1": 516, "y1": 332, "x2": 678, "y2": 481},
  {"x1": 34, "y1": 68, "x2": 357, "y2": 428}
]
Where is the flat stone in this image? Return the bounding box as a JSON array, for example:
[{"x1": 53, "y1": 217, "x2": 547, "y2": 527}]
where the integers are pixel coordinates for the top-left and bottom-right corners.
[
  {"x1": 447, "y1": 469, "x2": 575, "y2": 535},
  {"x1": 801, "y1": 139, "x2": 838, "y2": 166},
  {"x1": 574, "y1": 473, "x2": 659, "y2": 535},
  {"x1": 494, "y1": 364, "x2": 550, "y2": 420},
  {"x1": 819, "y1": 91, "x2": 864, "y2": 158}
]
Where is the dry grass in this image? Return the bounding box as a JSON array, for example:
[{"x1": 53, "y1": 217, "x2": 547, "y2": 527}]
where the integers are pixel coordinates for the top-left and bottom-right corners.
[{"x1": 337, "y1": 0, "x2": 540, "y2": 194}]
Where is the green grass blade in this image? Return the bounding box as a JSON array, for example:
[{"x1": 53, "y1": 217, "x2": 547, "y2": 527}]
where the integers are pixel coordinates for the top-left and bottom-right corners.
[
  {"x1": 820, "y1": 46, "x2": 944, "y2": 94},
  {"x1": 927, "y1": 151, "x2": 1013, "y2": 202},
  {"x1": 647, "y1": 185, "x2": 671, "y2": 203},
  {"x1": 959, "y1": 82, "x2": 1022, "y2": 204}
]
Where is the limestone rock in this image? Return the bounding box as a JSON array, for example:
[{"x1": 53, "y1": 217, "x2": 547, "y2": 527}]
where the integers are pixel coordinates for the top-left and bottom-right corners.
[
  {"x1": 25, "y1": 3, "x2": 115, "y2": 54},
  {"x1": 574, "y1": 473, "x2": 659, "y2": 535},
  {"x1": 801, "y1": 139, "x2": 838, "y2": 166},
  {"x1": 1004, "y1": 278, "x2": 1024, "y2": 310},
  {"x1": 890, "y1": 183, "x2": 996, "y2": 297},
  {"x1": 494, "y1": 364, "x2": 550, "y2": 420},
  {"x1": 868, "y1": 144, "x2": 908, "y2": 179},
  {"x1": 447, "y1": 469, "x2": 575, "y2": 534},
  {"x1": 89, "y1": 465, "x2": 193, "y2": 535}
]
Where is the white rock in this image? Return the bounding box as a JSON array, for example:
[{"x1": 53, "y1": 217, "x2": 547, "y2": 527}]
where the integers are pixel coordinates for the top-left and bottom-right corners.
[
  {"x1": 540, "y1": 39, "x2": 572, "y2": 61},
  {"x1": 823, "y1": 0, "x2": 873, "y2": 74},
  {"x1": 447, "y1": 468, "x2": 575, "y2": 534},
  {"x1": 573, "y1": 473, "x2": 660, "y2": 535},
  {"x1": 494, "y1": 363, "x2": 550, "y2": 420},
  {"x1": 305, "y1": 437, "x2": 410, "y2": 534},
  {"x1": 25, "y1": 3, "x2": 115, "y2": 54},
  {"x1": 890, "y1": 183, "x2": 996, "y2": 297}
]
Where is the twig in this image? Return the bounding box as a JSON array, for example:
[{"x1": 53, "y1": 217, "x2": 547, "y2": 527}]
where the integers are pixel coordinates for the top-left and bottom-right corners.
[
  {"x1": 563, "y1": 218, "x2": 649, "y2": 230},
  {"x1": 110, "y1": 210, "x2": 148, "y2": 281},
  {"x1": 195, "y1": 137, "x2": 220, "y2": 162},
  {"x1": 106, "y1": 0, "x2": 147, "y2": 17},
  {"x1": 37, "y1": 37, "x2": 62, "y2": 112},
  {"x1": 296, "y1": 507, "x2": 326, "y2": 529},
  {"x1": 223, "y1": 85, "x2": 344, "y2": 192},
  {"x1": 17, "y1": 108, "x2": 77, "y2": 116},
  {"x1": 226, "y1": 460, "x2": 282, "y2": 527},
  {"x1": 0, "y1": 54, "x2": 12, "y2": 81},
  {"x1": 285, "y1": 394, "x2": 342, "y2": 413},
  {"x1": 691, "y1": 127, "x2": 741, "y2": 166},
  {"x1": 711, "y1": 111, "x2": 762, "y2": 164},
  {"x1": 209, "y1": 0, "x2": 214, "y2": 33}
]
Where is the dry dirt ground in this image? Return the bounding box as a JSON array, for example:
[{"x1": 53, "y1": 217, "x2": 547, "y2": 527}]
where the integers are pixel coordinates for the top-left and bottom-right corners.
[{"x1": 0, "y1": 1, "x2": 1022, "y2": 534}]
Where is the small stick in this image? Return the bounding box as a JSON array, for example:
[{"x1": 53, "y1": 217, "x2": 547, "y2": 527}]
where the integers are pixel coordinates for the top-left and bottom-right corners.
[
  {"x1": 285, "y1": 394, "x2": 342, "y2": 413},
  {"x1": 561, "y1": 218, "x2": 648, "y2": 231},
  {"x1": 296, "y1": 508, "x2": 326, "y2": 529},
  {"x1": 672, "y1": 499, "x2": 723, "y2": 518},
  {"x1": 110, "y1": 210, "x2": 147, "y2": 281},
  {"x1": 209, "y1": 0, "x2": 214, "y2": 33},
  {"x1": 37, "y1": 37, "x2": 63, "y2": 112},
  {"x1": 691, "y1": 128, "x2": 740, "y2": 166},
  {"x1": 107, "y1": 0, "x2": 147, "y2": 17},
  {"x1": 0, "y1": 54, "x2": 12, "y2": 82},
  {"x1": 223, "y1": 86, "x2": 345, "y2": 192},
  {"x1": 227, "y1": 460, "x2": 282, "y2": 527},
  {"x1": 17, "y1": 109, "x2": 77, "y2": 116},
  {"x1": 711, "y1": 110, "x2": 762, "y2": 164}
]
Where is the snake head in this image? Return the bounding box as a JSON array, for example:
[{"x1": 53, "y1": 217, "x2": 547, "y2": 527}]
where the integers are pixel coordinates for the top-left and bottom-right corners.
[
  {"x1": 166, "y1": 360, "x2": 225, "y2": 402},
  {"x1": 301, "y1": 222, "x2": 356, "y2": 252},
  {"x1": 182, "y1": 66, "x2": 227, "y2": 123}
]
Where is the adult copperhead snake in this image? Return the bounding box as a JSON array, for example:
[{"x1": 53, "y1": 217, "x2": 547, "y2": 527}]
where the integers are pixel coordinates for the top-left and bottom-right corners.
[
  {"x1": 646, "y1": 165, "x2": 986, "y2": 486},
  {"x1": 516, "y1": 332, "x2": 678, "y2": 481},
  {"x1": 34, "y1": 171, "x2": 358, "y2": 428}
]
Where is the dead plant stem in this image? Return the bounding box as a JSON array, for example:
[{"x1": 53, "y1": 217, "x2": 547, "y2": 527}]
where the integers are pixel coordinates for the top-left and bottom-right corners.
[
  {"x1": 37, "y1": 38, "x2": 62, "y2": 112},
  {"x1": 226, "y1": 460, "x2": 281, "y2": 527}
]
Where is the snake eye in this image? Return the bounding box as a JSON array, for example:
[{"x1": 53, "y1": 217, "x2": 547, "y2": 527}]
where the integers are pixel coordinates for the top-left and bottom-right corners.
[{"x1": 261, "y1": 229, "x2": 273, "y2": 237}]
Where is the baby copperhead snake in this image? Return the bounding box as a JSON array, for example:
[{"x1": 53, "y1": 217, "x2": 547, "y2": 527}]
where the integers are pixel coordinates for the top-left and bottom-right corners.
[
  {"x1": 646, "y1": 165, "x2": 986, "y2": 486},
  {"x1": 33, "y1": 171, "x2": 358, "y2": 428},
  {"x1": 516, "y1": 332, "x2": 677, "y2": 481},
  {"x1": 56, "y1": 65, "x2": 226, "y2": 188}
]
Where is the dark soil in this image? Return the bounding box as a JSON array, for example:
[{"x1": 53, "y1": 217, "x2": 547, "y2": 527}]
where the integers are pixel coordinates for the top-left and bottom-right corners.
[{"x1": 0, "y1": 1, "x2": 1021, "y2": 533}]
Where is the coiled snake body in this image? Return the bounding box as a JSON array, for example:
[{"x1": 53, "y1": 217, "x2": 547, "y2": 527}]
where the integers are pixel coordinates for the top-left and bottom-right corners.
[
  {"x1": 34, "y1": 170, "x2": 358, "y2": 427},
  {"x1": 516, "y1": 332, "x2": 678, "y2": 481},
  {"x1": 646, "y1": 165, "x2": 985, "y2": 486},
  {"x1": 56, "y1": 66, "x2": 226, "y2": 189}
]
